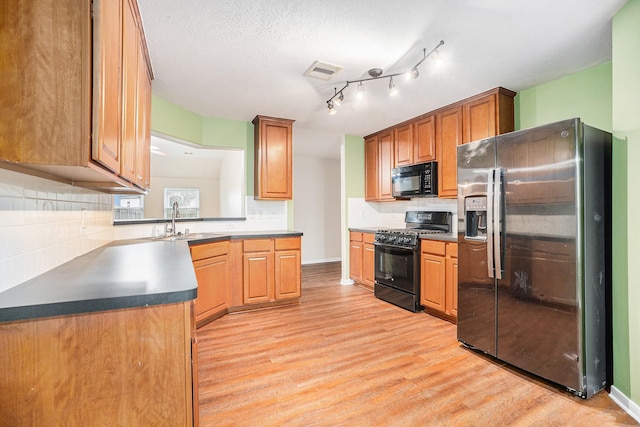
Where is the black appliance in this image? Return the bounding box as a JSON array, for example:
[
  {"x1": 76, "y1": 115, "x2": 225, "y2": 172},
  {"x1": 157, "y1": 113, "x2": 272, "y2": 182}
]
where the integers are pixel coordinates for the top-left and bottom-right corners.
[
  {"x1": 391, "y1": 162, "x2": 438, "y2": 198},
  {"x1": 374, "y1": 211, "x2": 451, "y2": 312}
]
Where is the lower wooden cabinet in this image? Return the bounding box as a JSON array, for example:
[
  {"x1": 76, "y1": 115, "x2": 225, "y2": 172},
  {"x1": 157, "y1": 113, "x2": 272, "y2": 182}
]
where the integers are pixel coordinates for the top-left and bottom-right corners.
[
  {"x1": 349, "y1": 231, "x2": 375, "y2": 290},
  {"x1": 275, "y1": 239, "x2": 302, "y2": 300},
  {"x1": 362, "y1": 235, "x2": 375, "y2": 288},
  {"x1": 242, "y1": 237, "x2": 301, "y2": 306},
  {"x1": 349, "y1": 232, "x2": 363, "y2": 283},
  {"x1": 191, "y1": 241, "x2": 230, "y2": 325},
  {"x1": 0, "y1": 302, "x2": 196, "y2": 426},
  {"x1": 421, "y1": 240, "x2": 458, "y2": 322}
]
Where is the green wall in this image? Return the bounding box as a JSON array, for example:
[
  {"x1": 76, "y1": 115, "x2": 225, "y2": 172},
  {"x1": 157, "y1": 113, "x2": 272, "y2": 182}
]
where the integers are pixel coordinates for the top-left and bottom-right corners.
[
  {"x1": 613, "y1": 0, "x2": 640, "y2": 404},
  {"x1": 150, "y1": 95, "x2": 254, "y2": 195},
  {"x1": 515, "y1": 62, "x2": 612, "y2": 132},
  {"x1": 344, "y1": 135, "x2": 365, "y2": 199}
]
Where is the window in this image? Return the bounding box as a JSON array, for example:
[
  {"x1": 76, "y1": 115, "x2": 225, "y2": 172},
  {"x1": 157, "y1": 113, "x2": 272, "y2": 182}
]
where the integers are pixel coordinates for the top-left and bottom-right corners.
[
  {"x1": 164, "y1": 188, "x2": 200, "y2": 218},
  {"x1": 114, "y1": 195, "x2": 144, "y2": 220}
]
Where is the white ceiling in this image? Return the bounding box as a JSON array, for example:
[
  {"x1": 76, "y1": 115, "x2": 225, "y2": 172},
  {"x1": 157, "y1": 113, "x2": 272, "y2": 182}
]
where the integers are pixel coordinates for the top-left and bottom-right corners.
[{"x1": 137, "y1": 0, "x2": 627, "y2": 159}]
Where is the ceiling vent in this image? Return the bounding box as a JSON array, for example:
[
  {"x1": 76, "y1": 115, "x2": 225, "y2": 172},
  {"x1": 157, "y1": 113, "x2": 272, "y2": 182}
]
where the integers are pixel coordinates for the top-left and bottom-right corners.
[{"x1": 304, "y1": 60, "x2": 343, "y2": 81}]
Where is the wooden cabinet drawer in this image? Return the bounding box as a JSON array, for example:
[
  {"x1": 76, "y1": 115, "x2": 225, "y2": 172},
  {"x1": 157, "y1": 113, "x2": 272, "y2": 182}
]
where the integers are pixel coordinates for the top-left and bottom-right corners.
[
  {"x1": 446, "y1": 243, "x2": 458, "y2": 258},
  {"x1": 363, "y1": 232, "x2": 375, "y2": 244},
  {"x1": 421, "y1": 240, "x2": 446, "y2": 256},
  {"x1": 190, "y1": 241, "x2": 229, "y2": 261},
  {"x1": 350, "y1": 231, "x2": 363, "y2": 242},
  {"x1": 243, "y1": 239, "x2": 273, "y2": 252},
  {"x1": 274, "y1": 237, "x2": 301, "y2": 251}
]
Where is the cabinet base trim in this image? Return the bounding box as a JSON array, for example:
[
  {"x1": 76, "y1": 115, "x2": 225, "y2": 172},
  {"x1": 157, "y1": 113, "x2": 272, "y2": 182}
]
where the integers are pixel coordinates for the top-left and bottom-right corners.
[
  {"x1": 423, "y1": 307, "x2": 457, "y2": 324},
  {"x1": 228, "y1": 299, "x2": 299, "y2": 314}
]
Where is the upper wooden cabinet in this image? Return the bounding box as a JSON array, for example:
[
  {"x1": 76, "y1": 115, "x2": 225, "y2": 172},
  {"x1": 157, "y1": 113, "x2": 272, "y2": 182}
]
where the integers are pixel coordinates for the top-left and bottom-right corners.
[
  {"x1": 92, "y1": 0, "x2": 122, "y2": 173},
  {"x1": 253, "y1": 115, "x2": 294, "y2": 200},
  {"x1": 394, "y1": 116, "x2": 435, "y2": 167},
  {"x1": 394, "y1": 123, "x2": 414, "y2": 167},
  {"x1": 413, "y1": 115, "x2": 436, "y2": 164},
  {"x1": 436, "y1": 105, "x2": 464, "y2": 198},
  {"x1": 463, "y1": 87, "x2": 516, "y2": 143},
  {"x1": 0, "y1": 0, "x2": 153, "y2": 193},
  {"x1": 364, "y1": 131, "x2": 395, "y2": 201},
  {"x1": 439, "y1": 87, "x2": 516, "y2": 198},
  {"x1": 364, "y1": 136, "x2": 378, "y2": 201},
  {"x1": 364, "y1": 87, "x2": 515, "y2": 200}
]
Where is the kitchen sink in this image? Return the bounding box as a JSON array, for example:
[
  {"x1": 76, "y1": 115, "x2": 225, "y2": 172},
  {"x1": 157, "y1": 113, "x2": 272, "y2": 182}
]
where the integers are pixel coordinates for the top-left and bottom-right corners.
[{"x1": 150, "y1": 233, "x2": 223, "y2": 242}]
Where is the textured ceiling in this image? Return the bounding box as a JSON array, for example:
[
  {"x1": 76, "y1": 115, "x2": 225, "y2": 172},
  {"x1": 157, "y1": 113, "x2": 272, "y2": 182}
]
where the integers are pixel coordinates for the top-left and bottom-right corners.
[{"x1": 137, "y1": 0, "x2": 627, "y2": 158}]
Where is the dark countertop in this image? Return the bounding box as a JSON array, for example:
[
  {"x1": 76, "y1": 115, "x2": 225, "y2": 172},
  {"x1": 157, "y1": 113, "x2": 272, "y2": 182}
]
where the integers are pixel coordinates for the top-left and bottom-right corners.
[
  {"x1": 0, "y1": 230, "x2": 303, "y2": 323},
  {"x1": 349, "y1": 227, "x2": 458, "y2": 243}
]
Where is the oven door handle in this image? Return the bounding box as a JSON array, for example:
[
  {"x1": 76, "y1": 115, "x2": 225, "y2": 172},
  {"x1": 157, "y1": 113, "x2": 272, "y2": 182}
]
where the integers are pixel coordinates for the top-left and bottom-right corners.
[{"x1": 373, "y1": 242, "x2": 417, "y2": 252}]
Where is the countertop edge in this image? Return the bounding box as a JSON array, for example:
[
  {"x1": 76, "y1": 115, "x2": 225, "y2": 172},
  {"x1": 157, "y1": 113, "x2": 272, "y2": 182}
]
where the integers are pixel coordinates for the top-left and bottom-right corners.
[{"x1": 0, "y1": 289, "x2": 197, "y2": 323}]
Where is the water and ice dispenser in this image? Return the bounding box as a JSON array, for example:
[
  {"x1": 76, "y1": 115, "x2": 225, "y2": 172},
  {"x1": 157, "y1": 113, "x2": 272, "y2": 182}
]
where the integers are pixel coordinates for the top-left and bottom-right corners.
[{"x1": 464, "y1": 196, "x2": 487, "y2": 240}]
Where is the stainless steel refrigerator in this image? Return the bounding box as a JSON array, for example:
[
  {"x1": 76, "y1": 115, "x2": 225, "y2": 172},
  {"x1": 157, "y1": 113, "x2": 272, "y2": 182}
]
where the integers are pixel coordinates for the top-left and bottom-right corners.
[{"x1": 456, "y1": 118, "x2": 611, "y2": 398}]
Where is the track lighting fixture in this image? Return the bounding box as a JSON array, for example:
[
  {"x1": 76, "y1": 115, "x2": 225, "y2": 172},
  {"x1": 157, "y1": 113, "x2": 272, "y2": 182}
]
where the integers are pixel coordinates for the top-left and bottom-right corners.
[
  {"x1": 333, "y1": 88, "x2": 344, "y2": 106},
  {"x1": 327, "y1": 100, "x2": 337, "y2": 115},
  {"x1": 325, "y1": 40, "x2": 444, "y2": 115}
]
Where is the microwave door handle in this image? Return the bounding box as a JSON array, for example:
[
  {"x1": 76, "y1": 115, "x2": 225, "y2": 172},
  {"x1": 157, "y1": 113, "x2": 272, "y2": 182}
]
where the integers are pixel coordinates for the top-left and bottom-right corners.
[
  {"x1": 493, "y1": 168, "x2": 503, "y2": 280},
  {"x1": 486, "y1": 169, "x2": 495, "y2": 278}
]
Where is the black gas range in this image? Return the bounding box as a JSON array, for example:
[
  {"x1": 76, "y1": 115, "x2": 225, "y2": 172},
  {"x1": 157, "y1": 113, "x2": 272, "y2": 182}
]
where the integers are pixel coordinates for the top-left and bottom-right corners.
[{"x1": 374, "y1": 211, "x2": 451, "y2": 312}]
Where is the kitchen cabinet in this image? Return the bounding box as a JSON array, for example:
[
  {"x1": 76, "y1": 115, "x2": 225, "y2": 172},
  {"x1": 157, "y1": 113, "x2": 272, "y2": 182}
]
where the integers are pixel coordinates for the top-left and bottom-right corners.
[
  {"x1": 191, "y1": 240, "x2": 230, "y2": 326},
  {"x1": 0, "y1": 0, "x2": 153, "y2": 193},
  {"x1": 274, "y1": 238, "x2": 302, "y2": 300},
  {"x1": 364, "y1": 136, "x2": 379, "y2": 201},
  {"x1": 242, "y1": 237, "x2": 301, "y2": 306},
  {"x1": 0, "y1": 301, "x2": 196, "y2": 426},
  {"x1": 363, "y1": 87, "x2": 515, "y2": 200},
  {"x1": 463, "y1": 87, "x2": 516, "y2": 143},
  {"x1": 436, "y1": 88, "x2": 516, "y2": 198},
  {"x1": 421, "y1": 240, "x2": 458, "y2": 322},
  {"x1": 362, "y1": 233, "x2": 376, "y2": 288},
  {"x1": 349, "y1": 231, "x2": 375, "y2": 290},
  {"x1": 393, "y1": 115, "x2": 435, "y2": 167},
  {"x1": 394, "y1": 123, "x2": 414, "y2": 167},
  {"x1": 252, "y1": 115, "x2": 294, "y2": 200},
  {"x1": 349, "y1": 232, "x2": 363, "y2": 283},
  {"x1": 413, "y1": 115, "x2": 437, "y2": 163},
  {"x1": 436, "y1": 106, "x2": 463, "y2": 198},
  {"x1": 364, "y1": 131, "x2": 395, "y2": 201}
]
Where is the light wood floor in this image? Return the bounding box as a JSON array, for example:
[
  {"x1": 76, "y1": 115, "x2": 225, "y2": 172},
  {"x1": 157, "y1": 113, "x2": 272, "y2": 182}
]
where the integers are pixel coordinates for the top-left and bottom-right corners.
[{"x1": 196, "y1": 262, "x2": 637, "y2": 426}]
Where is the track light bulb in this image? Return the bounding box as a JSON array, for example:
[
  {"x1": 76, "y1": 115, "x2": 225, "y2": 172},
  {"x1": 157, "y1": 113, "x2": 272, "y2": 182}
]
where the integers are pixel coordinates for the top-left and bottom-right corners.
[
  {"x1": 434, "y1": 50, "x2": 443, "y2": 66},
  {"x1": 389, "y1": 77, "x2": 398, "y2": 96},
  {"x1": 356, "y1": 82, "x2": 365, "y2": 99},
  {"x1": 405, "y1": 67, "x2": 419, "y2": 81},
  {"x1": 333, "y1": 88, "x2": 344, "y2": 106}
]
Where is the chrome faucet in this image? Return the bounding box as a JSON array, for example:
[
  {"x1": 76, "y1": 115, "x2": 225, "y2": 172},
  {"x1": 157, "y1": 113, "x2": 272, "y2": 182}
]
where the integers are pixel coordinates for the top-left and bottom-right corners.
[{"x1": 165, "y1": 201, "x2": 180, "y2": 236}]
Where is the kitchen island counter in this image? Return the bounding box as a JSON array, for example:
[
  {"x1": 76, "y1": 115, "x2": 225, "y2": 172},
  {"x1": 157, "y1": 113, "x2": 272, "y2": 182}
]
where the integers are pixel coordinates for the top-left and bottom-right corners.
[{"x1": 0, "y1": 230, "x2": 303, "y2": 323}]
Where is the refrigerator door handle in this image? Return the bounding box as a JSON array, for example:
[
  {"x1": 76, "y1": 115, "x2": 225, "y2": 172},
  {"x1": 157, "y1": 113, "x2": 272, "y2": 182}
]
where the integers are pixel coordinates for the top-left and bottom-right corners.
[
  {"x1": 486, "y1": 169, "x2": 495, "y2": 278},
  {"x1": 493, "y1": 168, "x2": 503, "y2": 280}
]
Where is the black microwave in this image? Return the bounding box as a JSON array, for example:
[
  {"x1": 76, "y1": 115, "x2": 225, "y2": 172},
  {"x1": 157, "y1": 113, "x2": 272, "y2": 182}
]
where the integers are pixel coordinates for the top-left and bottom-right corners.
[{"x1": 391, "y1": 162, "x2": 438, "y2": 197}]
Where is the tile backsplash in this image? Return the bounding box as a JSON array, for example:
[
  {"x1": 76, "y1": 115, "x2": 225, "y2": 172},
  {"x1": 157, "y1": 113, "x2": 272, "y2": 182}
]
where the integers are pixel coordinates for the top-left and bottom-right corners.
[
  {"x1": 0, "y1": 168, "x2": 114, "y2": 293},
  {"x1": 348, "y1": 197, "x2": 458, "y2": 232}
]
